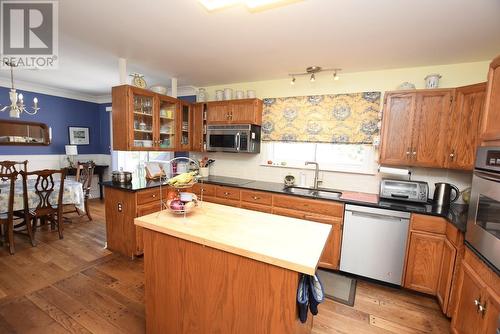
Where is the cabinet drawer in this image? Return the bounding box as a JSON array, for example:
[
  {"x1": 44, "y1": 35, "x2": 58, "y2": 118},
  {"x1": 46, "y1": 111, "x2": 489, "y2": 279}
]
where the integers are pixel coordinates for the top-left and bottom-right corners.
[
  {"x1": 208, "y1": 196, "x2": 240, "y2": 208},
  {"x1": 137, "y1": 188, "x2": 161, "y2": 205},
  {"x1": 241, "y1": 190, "x2": 272, "y2": 206},
  {"x1": 137, "y1": 201, "x2": 162, "y2": 217},
  {"x1": 241, "y1": 202, "x2": 272, "y2": 214},
  {"x1": 192, "y1": 183, "x2": 216, "y2": 197},
  {"x1": 272, "y1": 207, "x2": 340, "y2": 225},
  {"x1": 272, "y1": 194, "x2": 343, "y2": 217},
  {"x1": 410, "y1": 214, "x2": 447, "y2": 234},
  {"x1": 216, "y1": 186, "x2": 241, "y2": 201}
]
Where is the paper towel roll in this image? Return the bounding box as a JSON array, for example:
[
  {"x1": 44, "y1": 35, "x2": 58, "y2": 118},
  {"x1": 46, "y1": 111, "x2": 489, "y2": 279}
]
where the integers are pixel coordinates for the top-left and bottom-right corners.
[{"x1": 378, "y1": 166, "x2": 410, "y2": 176}]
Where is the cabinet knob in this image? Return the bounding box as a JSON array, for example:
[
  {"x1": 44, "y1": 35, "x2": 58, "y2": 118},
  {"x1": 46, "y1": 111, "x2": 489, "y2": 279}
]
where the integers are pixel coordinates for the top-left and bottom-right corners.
[
  {"x1": 474, "y1": 298, "x2": 481, "y2": 310},
  {"x1": 406, "y1": 148, "x2": 411, "y2": 156},
  {"x1": 152, "y1": 194, "x2": 156, "y2": 198},
  {"x1": 224, "y1": 192, "x2": 230, "y2": 196},
  {"x1": 478, "y1": 303, "x2": 487, "y2": 316},
  {"x1": 252, "y1": 196, "x2": 260, "y2": 200}
]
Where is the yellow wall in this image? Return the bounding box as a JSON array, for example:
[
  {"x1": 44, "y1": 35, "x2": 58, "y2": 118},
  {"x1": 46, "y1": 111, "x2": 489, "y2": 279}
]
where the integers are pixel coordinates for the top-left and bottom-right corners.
[{"x1": 202, "y1": 61, "x2": 489, "y2": 99}]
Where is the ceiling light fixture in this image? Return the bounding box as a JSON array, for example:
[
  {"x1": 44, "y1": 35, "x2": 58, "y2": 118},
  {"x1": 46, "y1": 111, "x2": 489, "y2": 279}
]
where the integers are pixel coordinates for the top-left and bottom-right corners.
[
  {"x1": 198, "y1": 0, "x2": 301, "y2": 11},
  {"x1": 0, "y1": 61, "x2": 40, "y2": 118},
  {"x1": 288, "y1": 66, "x2": 342, "y2": 84}
]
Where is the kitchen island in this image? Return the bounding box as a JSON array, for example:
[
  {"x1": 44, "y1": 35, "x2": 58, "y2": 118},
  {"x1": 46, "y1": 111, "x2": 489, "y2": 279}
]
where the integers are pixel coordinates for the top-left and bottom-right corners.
[{"x1": 135, "y1": 201, "x2": 332, "y2": 334}]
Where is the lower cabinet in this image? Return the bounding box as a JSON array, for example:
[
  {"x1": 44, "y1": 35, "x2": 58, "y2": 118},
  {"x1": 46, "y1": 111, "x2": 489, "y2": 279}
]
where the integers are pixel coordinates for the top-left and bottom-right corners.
[
  {"x1": 403, "y1": 214, "x2": 463, "y2": 316},
  {"x1": 404, "y1": 231, "x2": 445, "y2": 294},
  {"x1": 451, "y1": 247, "x2": 500, "y2": 334}
]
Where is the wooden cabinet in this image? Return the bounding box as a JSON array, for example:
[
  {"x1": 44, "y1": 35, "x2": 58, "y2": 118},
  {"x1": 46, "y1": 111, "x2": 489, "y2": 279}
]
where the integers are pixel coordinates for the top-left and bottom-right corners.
[
  {"x1": 447, "y1": 83, "x2": 487, "y2": 169},
  {"x1": 380, "y1": 84, "x2": 486, "y2": 170},
  {"x1": 436, "y1": 239, "x2": 457, "y2": 311},
  {"x1": 112, "y1": 85, "x2": 183, "y2": 151},
  {"x1": 179, "y1": 101, "x2": 192, "y2": 150},
  {"x1": 206, "y1": 99, "x2": 263, "y2": 125},
  {"x1": 404, "y1": 214, "x2": 464, "y2": 316},
  {"x1": 480, "y1": 54, "x2": 500, "y2": 145},
  {"x1": 379, "y1": 92, "x2": 417, "y2": 165},
  {"x1": 404, "y1": 231, "x2": 445, "y2": 294},
  {"x1": 412, "y1": 90, "x2": 452, "y2": 167},
  {"x1": 191, "y1": 103, "x2": 205, "y2": 152},
  {"x1": 104, "y1": 185, "x2": 168, "y2": 257},
  {"x1": 451, "y1": 247, "x2": 500, "y2": 334}
]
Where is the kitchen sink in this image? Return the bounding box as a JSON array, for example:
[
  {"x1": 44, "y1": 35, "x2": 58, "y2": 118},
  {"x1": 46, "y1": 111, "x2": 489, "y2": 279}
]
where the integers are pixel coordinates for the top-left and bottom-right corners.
[
  {"x1": 314, "y1": 190, "x2": 342, "y2": 200},
  {"x1": 283, "y1": 186, "x2": 343, "y2": 199}
]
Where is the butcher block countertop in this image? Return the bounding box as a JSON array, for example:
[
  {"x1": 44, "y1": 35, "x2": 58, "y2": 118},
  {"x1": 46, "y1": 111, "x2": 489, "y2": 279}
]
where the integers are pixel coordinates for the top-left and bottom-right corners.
[{"x1": 135, "y1": 201, "x2": 332, "y2": 275}]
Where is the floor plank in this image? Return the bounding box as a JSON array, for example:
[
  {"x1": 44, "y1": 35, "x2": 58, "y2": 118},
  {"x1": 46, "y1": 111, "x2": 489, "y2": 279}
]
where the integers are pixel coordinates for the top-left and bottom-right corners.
[{"x1": 0, "y1": 199, "x2": 451, "y2": 333}]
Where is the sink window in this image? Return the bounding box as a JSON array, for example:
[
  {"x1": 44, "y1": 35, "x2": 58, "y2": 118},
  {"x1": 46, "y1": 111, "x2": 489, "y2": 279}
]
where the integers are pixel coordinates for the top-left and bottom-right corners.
[{"x1": 261, "y1": 142, "x2": 376, "y2": 175}]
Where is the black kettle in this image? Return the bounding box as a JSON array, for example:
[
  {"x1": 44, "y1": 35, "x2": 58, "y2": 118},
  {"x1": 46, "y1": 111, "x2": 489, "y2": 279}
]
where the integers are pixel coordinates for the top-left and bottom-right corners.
[{"x1": 433, "y1": 183, "x2": 460, "y2": 207}]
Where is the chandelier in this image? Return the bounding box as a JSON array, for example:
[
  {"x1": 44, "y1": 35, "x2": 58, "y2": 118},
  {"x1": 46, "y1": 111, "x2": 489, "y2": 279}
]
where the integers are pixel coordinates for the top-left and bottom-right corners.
[{"x1": 1, "y1": 61, "x2": 39, "y2": 118}]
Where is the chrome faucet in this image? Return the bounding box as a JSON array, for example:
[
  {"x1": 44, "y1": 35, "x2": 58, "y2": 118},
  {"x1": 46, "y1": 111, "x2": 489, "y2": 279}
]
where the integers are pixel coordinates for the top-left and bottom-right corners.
[{"x1": 305, "y1": 161, "x2": 321, "y2": 189}]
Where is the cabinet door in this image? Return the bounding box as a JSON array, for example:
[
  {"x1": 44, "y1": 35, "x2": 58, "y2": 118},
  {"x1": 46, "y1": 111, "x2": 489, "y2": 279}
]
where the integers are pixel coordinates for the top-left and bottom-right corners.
[
  {"x1": 447, "y1": 83, "x2": 487, "y2": 170},
  {"x1": 158, "y1": 95, "x2": 179, "y2": 150},
  {"x1": 179, "y1": 102, "x2": 191, "y2": 150},
  {"x1": 231, "y1": 99, "x2": 262, "y2": 124},
  {"x1": 379, "y1": 93, "x2": 416, "y2": 165},
  {"x1": 482, "y1": 289, "x2": 500, "y2": 334},
  {"x1": 206, "y1": 102, "x2": 231, "y2": 124},
  {"x1": 191, "y1": 103, "x2": 204, "y2": 152},
  {"x1": 436, "y1": 239, "x2": 457, "y2": 312},
  {"x1": 412, "y1": 90, "x2": 452, "y2": 167},
  {"x1": 451, "y1": 263, "x2": 484, "y2": 334},
  {"x1": 480, "y1": 56, "x2": 500, "y2": 143},
  {"x1": 317, "y1": 219, "x2": 342, "y2": 270},
  {"x1": 404, "y1": 232, "x2": 445, "y2": 294},
  {"x1": 130, "y1": 88, "x2": 156, "y2": 150}
]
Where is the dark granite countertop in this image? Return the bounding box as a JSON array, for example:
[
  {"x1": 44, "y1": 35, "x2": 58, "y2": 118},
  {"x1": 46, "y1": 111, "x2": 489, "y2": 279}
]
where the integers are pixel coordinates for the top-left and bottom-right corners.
[{"x1": 102, "y1": 175, "x2": 468, "y2": 232}]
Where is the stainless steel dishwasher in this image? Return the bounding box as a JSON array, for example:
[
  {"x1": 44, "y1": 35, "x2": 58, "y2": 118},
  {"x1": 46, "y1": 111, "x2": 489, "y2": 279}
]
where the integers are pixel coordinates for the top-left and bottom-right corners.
[{"x1": 340, "y1": 204, "x2": 410, "y2": 285}]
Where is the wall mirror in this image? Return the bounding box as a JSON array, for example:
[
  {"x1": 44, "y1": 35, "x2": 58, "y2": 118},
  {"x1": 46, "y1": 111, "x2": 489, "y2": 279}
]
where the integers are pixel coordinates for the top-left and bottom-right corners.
[{"x1": 0, "y1": 119, "x2": 51, "y2": 145}]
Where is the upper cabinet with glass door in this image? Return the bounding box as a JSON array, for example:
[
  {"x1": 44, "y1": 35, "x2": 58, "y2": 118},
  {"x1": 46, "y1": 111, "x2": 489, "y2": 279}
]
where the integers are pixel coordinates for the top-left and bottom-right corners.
[
  {"x1": 179, "y1": 102, "x2": 191, "y2": 150},
  {"x1": 158, "y1": 95, "x2": 178, "y2": 150},
  {"x1": 111, "y1": 85, "x2": 181, "y2": 151}
]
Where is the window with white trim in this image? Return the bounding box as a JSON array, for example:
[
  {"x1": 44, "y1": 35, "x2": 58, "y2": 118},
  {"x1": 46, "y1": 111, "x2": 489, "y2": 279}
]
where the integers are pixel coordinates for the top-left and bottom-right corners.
[{"x1": 261, "y1": 142, "x2": 377, "y2": 175}]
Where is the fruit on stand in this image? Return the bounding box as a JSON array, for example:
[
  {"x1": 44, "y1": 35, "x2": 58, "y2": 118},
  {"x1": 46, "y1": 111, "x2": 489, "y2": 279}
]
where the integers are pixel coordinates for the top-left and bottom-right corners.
[{"x1": 167, "y1": 171, "x2": 197, "y2": 187}]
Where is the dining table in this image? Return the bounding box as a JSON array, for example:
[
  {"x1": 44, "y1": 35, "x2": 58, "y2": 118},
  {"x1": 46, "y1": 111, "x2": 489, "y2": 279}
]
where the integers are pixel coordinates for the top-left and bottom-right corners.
[{"x1": 0, "y1": 179, "x2": 85, "y2": 214}]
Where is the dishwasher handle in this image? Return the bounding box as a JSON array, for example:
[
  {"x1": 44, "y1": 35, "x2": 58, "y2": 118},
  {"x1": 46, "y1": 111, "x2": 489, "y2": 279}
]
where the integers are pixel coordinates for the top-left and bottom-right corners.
[{"x1": 348, "y1": 210, "x2": 408, "y2": 222}]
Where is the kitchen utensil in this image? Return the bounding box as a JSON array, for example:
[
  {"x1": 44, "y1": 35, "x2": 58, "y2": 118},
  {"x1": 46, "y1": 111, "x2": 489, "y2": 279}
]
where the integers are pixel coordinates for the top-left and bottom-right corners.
[
  {"x1": 112, "y1": 169, "x2": 132, "y2": 184},
  {"x1": 433, "y1": 182, "x2": 460, "y2": 207},
  {"x1": 215, "y1": 90, "x2": 224, "y2": 101},
  {"x1": 199, "y1": 167, "x2": 209, "y2": 177},
  {"x1": 235, "y1": 90, "x2": 244, "y2": 99},
  {"x1": 224, "y1": 88, "x2": 233, "y2": 100},
  {"x1": 197, "y1": 88, "x2": 207, "y2": 102},
  {"x1": 150, "y1": 85, "x2": 167, "y2": 95},
  {"x1": 247, "y1": 90, "x2": 256, "y2": 98},
  {"x1": 284, "y1": 174, "x2": 295, "y2": 186},
  {"x1": 425, "y1": 74, "x2": 442, "y2": 88}
]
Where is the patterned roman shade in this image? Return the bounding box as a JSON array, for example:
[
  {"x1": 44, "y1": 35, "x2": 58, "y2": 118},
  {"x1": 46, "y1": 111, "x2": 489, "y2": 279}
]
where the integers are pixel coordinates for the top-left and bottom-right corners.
[{"x1": 261, "y1": 92, "x2": 381, "y2": 144}]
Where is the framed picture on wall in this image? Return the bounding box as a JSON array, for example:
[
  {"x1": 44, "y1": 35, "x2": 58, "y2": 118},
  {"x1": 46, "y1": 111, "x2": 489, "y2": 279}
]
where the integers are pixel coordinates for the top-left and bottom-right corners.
[{"x1": 68, "y1": 126, "x2": 90, "y2": 145}]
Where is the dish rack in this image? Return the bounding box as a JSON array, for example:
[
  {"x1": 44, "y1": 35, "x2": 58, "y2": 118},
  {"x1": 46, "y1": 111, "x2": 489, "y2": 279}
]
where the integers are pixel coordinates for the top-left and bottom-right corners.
[{"x1": 157, "y1": 157, "x2": 203, "y2": 217}]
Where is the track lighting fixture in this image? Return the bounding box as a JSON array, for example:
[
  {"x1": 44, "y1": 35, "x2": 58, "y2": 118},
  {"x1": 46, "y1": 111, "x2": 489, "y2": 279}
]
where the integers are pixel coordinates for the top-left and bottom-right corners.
[{"x1": 288, "y1": 66, "x2": 341, "y2": 85}]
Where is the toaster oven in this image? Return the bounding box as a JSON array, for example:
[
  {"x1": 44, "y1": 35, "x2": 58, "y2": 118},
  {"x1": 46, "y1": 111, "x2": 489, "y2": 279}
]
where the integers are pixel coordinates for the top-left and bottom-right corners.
[{"x1": 379, "y1": 179, "x2": 429, "y2": 203}]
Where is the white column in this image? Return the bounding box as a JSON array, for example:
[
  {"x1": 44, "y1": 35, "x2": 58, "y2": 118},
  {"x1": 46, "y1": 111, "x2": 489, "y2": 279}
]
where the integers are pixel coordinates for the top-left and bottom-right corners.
[
  {"x1": 118, "y1": 58, "x2": 127, "y2": 84},
  {"x1": 171, "y1": 77, "x2": 178, "y2": 98}
]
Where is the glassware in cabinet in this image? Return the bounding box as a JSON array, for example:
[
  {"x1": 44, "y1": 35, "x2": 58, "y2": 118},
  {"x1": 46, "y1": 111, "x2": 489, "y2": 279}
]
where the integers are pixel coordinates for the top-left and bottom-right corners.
[
  {"x1": 158, "y1": 98, "x2": 177, "y2": 149},
  {"x1": 132, "y1": 93, "x2": 154, "y2": 149}
]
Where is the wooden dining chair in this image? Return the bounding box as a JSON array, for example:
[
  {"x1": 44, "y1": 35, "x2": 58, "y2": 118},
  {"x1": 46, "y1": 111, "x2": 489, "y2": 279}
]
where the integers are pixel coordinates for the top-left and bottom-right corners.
[
  {"x1": 0, "y1": 171, "x2": 17, "y2": 254},
  {"x1": 65, "y1": 162, "x2": 95, "y2": 221},
  {"x1": 21, "y1": 169, "x2": 66, "y2": 240},
  {"x1": 0, "y1": 160, "x2": 28, "y2": 220}
]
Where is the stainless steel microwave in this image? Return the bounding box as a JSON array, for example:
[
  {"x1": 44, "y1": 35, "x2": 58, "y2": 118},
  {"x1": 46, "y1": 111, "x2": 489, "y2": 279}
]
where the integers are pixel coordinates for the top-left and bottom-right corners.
[
  {"x1": 206, "y1": 124, "x2": 261, "y2": 153},
  {"x1": 466, "y1": 147, "x2": 500, "y2": 271}
]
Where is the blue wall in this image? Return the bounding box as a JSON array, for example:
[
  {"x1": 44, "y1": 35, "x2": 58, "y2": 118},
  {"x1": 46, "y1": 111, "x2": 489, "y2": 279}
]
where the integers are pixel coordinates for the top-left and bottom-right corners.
[
  {"x1": 0, "y1": 90, "x2": 195, "y2": 156},
  {"x1": 0, "y1": 86, "x2": 110, "y2": 155}
]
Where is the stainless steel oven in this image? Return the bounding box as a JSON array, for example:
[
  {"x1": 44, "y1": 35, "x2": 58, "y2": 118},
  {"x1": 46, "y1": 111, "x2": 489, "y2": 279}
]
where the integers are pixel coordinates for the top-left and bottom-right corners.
[
  {"x1": 206, "y1": 124, "x2": 260, "y2": 153},
  {"x1": 466, "y1": 147, "x2": 500, "y2": 271}
]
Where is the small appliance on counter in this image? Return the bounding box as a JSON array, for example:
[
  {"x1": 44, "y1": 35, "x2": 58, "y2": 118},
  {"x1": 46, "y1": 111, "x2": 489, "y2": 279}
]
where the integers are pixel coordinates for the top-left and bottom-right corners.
[
  {"x1": 432, "y1": 182, "x2": 460, "y2": 207},
  {"x1": 111, "y1": 169, "x2": 132, "y2": 184},
  {"x1": 379, "y1": 179, "x2": 429, "y2": 203}
]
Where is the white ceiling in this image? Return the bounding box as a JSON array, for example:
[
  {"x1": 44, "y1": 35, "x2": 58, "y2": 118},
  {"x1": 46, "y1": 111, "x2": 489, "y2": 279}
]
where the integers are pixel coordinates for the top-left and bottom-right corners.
[{"x1": 1, "y1": 0, "x2": 500, "y2": 99}]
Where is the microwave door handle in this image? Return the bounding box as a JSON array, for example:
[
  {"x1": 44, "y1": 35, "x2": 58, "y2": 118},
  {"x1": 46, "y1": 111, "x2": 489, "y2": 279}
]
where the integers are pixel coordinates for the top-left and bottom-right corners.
[{"x1": 235, "y1": 132, "x2": 240, "y2": 151}]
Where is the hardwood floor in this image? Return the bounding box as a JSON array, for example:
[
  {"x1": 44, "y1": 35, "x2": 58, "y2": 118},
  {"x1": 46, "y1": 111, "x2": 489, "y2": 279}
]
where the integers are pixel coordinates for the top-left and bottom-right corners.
[{"x1": 0, "y1": 200, "x2": 450, "y2": 333}]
